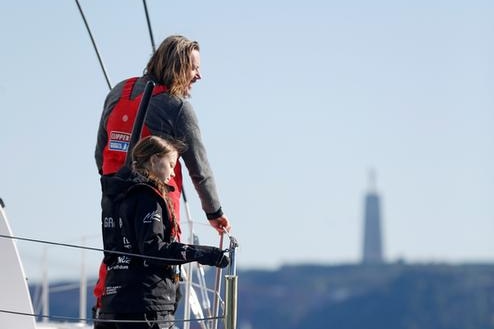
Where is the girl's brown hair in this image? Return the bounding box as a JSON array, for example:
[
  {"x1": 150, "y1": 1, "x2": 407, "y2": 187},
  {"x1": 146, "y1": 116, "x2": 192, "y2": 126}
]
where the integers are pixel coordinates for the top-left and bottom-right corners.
[{"x1": 131, "y1": 135, "x2": 187, "y2": 224}]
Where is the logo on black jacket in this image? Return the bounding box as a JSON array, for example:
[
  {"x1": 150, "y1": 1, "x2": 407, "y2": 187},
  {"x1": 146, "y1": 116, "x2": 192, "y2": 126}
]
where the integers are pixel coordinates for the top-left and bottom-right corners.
[{"x1": 143, "y1": 210, "x2": 161, "y2": 223}]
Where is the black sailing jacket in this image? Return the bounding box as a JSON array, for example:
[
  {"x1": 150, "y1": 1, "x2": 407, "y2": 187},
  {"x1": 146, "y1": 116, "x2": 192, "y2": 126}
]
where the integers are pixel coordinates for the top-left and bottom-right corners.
[{"x1": 100, "y1": 167, "x2": 225, "y2": 313}]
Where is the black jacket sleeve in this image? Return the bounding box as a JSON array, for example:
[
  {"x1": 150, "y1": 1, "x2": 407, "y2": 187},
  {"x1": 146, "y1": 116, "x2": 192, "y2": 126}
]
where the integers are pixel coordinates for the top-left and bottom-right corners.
[{"x1": 129, "y1": 188, "x2": 228, "y2": 268}]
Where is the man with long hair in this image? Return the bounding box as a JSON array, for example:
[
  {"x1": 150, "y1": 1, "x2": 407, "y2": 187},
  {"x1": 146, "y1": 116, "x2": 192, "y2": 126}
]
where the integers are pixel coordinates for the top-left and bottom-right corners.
[{"x1": 93, "y1": 35, "x2": 231, "y2": 326}]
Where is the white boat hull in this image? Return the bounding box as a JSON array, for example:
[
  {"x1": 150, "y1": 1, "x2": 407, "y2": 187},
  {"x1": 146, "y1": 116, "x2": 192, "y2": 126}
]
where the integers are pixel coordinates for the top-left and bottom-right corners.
[{"x1": 0, "y1": 206, "x2": 37, "y2": 329}]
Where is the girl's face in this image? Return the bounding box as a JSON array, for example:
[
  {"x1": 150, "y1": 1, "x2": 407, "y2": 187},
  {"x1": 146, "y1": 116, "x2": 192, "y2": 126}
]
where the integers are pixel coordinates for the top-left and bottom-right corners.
[{"x1": 150, "y1": 151, "x2": 178, "y2": 184}]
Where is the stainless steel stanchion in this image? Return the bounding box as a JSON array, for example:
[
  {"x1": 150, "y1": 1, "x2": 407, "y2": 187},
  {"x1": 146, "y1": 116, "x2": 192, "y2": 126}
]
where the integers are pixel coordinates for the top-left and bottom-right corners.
[{"x1": 223, "y1": 232, "x2": 239, "y2": 329}]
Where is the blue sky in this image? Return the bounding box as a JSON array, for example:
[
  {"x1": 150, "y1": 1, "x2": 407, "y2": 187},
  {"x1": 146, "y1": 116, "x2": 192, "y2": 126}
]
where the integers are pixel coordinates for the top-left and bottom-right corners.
[{"x1": 0, "y1": 0, "x2": 493, "y2": 280}]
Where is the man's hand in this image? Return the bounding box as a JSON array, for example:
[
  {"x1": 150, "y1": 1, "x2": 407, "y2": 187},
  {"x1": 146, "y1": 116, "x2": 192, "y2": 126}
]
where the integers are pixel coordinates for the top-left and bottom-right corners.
[{"x1": 209, "y1": 214, "x2": 231, "y2": 234}]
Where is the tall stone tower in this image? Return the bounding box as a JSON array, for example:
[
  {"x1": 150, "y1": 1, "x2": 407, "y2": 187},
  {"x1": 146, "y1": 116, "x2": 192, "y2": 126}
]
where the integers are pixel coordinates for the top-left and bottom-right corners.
[{"x1": 361, "y1": 169, "x2": 384, "y2": 264}]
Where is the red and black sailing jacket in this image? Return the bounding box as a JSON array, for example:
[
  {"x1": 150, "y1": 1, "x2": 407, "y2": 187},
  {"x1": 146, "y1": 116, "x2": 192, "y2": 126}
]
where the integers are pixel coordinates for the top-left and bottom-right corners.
[{"x1": 102, "y1": 77, "x2": 165, "y2": 174}]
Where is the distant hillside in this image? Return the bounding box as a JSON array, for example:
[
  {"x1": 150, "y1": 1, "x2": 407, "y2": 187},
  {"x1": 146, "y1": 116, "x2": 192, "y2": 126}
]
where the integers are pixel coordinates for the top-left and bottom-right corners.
[
  {"x1": 238, "y1": 263, "x2": 494, "y2": 329},
  {"x1": 31, "y1": 263, "x2": 494, "y2": 329}
]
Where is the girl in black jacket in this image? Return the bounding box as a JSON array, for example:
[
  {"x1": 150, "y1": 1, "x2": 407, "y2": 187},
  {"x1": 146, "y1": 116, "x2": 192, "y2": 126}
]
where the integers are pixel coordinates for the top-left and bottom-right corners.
[{"x1": 98, "y1": 135, "x2": 228, "y2": 329}]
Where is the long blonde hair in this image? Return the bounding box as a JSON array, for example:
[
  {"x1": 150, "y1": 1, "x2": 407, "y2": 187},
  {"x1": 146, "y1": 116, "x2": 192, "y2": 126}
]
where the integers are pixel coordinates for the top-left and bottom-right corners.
[{"x1": 145, "y1": 35, "x2": 200, "y2": 98}]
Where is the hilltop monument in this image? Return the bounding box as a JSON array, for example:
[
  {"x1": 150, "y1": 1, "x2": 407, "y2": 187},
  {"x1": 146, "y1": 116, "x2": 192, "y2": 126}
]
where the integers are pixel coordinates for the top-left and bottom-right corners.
[{"x1": 361, "y1": 169, "x2": 384, "y2": 264}]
